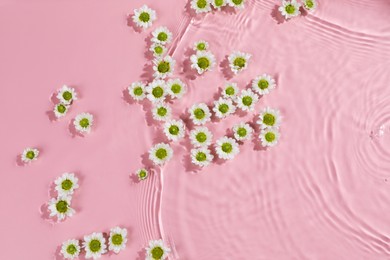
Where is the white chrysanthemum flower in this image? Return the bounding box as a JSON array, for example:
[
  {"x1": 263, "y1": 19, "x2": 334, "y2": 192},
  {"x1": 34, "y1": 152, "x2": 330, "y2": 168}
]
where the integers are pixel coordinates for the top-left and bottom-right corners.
[
  {"x1": 146, "y1": 80, "x2": 167, "y2": 103},
  {"x1": 191, "y1": 147, "x2": 214, "y2": 167},
  {"x1": 48, "y1": 196, "x2": 75, "y2": 221},
  {"x1": 74, "y1": 113, "x2": 94, "y2": 134},
  {"x1": 61, "y1": 239, "x2": 81, "y2": 259},
  {"x1": 145, "y1": 239, "x2": 171, "y2": 260},
  {"x1": 221, "y1": 82, "x2": 239, "y2": 99},
  {"x1": 252, "y1": 74, "x2": 276, "y2": 95},
  {"x1": 259, "y1": 128, "x2": 280, "y2": 147},
  {"x1": 83, "y1": 232, "x2": 107, "y2": 259},
  {"x1": 136, "y1": 168, "x2": 149, "y2": 181},
  {"x1": 279, "y1": 0, "x2": 301, "y2": 19},
  {"x1": 257, "y1": 107, "x2": 282, "y2": 129},
  {"x1": 302, "y1": 0, "x2": 317, "y2": 12},
  {"x1": 228, "y1": 51, "x2": 251, "y2": 74},
  {"x1": 215, "y1": 136, "x2": 240, "y2": 160},
  {"x1": 227, "y1": 0, "x2": 245, "y2": 9},
  {"x1": 128, "y1": 81, "x2": 146, "y2": 101},
  {"x1": 213, "y1": 98, "x2": 236, "y2": 119},
  {"x1": 152, "y1": 102, "x2": 172, "y2": 121},
  {"x1": 108, "y1": 227, "x2": 128, "y2": 254},
  {"x1": 211, "y1": 0, "x2": 227, "y2": 9},
  {"x1": 21, "y1": 147, "x2": 39, "y2": 163},
  {"x1": 166, "y1": 78, "x2": 186, "y2": 99},
  {"x1": 54, "y1": 103, "x2": 69, "y2": 118},
  {"x1": 149, "y1": 143, "x2": 173, "y2": 166},
  {"x1": 188, "y1": 103, "x2": 212, "y2": 125},
  {"x1": 232, "y1": 122, "x2": 253, "y2": 141},
  {"x1": 57, "y1": 85, "x2": 77, "y2": 105},
  {"x1": 132, "y1": 5, "x2": 157, "y2": 29},
  {"x1": 235, "y1": 89, "x2": 259, "y2": 112},
  {"x1": 163, "y1": 119, "x2": 186, "y2": 142},
  {"x1": 191, "y1": 0, "x2": 212, "y2": 13},
  {"x1": 193, "y1": 40, "x2": 209, "y2": 52},
  {"x1": 54, "y1": 172, "x2": 79, "y2": 197},
  {"x1": 150, "y1": 43, "x2": 167, "y2": 58},
  {"x1": 190, "y1": 51, "x2": 216, "y2": 74},
  {"x1": 153, "y1": 56, "x2": 175, "y2": 79},
  {"x1": 152, "y1": 27, "x2": 172, "y2": 45},
  {"x1": 189, "y1": 126, "x2": 213, "y2": 147}
]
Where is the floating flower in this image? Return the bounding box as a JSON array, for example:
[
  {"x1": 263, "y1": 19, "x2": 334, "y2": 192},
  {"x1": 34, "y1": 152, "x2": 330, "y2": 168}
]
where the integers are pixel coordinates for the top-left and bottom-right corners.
[
  {"x1": 57, "y1": 85, "x2": 77, "y2": 105},
  {"x1": 153, "y1": 56, "x2": 175, "y2": 79},
  {"x1": 193, "y1": 40, "x2": 209, "y2": 52},
  {"x1": 228, "y1": 51, "x2": 251, "y2": 74},
  {"x1": 149, "y1": 143, "x2": 173, "y2": 166},
  {"x1": 189, "y1": 126, "x2": 213, "y2": 147},
  {"x1": 166, "y1": 78, "x2": 186, "y2": 99},
  {"x1": 252, "y1": 74, "x2": 276, "y2": 95},
  {"x1": 211, "y1": 0, "x2": 227, "y2": 9},
  {"x1": 227, "y1": 0, "x2": 245, "y2": 9},
  {"x1": 302, "y1": 0, "x2": 317, "y2": 12},
  {"x1": 279, "y1": 0, "x2": 301, "y2": 19},
  {"x1": 232, "y1": 122, "x2": 253, "y2": 141},
  {"x1": 128, "y1": 81, "x2": 147, "y2": 101},
  {"x1": 152, "y1": 102, "x2": 172, "y2": 121},
  {"x1": 213, "y1": 98, "x2": 236, "y2": 119},
  {"x1": 152, "y1": 27, "x2": 172, "y2": 45},
  {"x1": 54, "y1": 103, "x2": 69, "y2": 118},
  {"x1": 215, "y1": 137, "x2": 240, "y2": 160},
  {"x1": 257, "y1": 107, "x2": 281, "y2": 129},
  {"x1": 74, "y1": 113, "x2": 94, "y2": 134},
  {"x1": 163, "y1": 119, "x2": 186, "y2": 142},
  {"x1": 191, "y1": 147, "x2": 214, "y2": 167},
  {"x1": 259, "y1": 128, "x2": 280, "y2": 147},
  {"x1": 132, "y1": 5, "x2": 157, "y2": 29},
  {"x1": 61, "y1": 239, "x2": 81, "y2": 260},
  {"x1": 136, "y1": 168, "x2": 149, "y2": 181},
  {"x1": 221, "y1": 82, "x2": 239, "y2": 99},
  {"x1": 21, "y1": 147, "x2": 39, "y2": 163},
  {"x1": 83, "y1": 232, "x2": 107, "y2": 259},
  {"x1": 190, "y1": 51, "x2": 216, "y2": 74},
  {"x1": 145, "y1": 239, "x2": 171, "y2": 260},
  {"x1": 48, "y1": 196, "x2": 75, "y2": 221},
  {"x1": 108, "y1": 227, "x2": 128, "y2": 254},
  {"x1": 191, "y1": 0, "x2": 212, "y2": 13},
  {"x1": 146, "y1": 80, "x2": 167, "y2": 103},
  {"x1": 188, "y1": 103, "x2": 212, "y2": 125},
  {"x1": 236, "y1": 89, "x2": 258, "y2": 112},
  {"x1": 150, "y1": 43, "x2": 167, "y2": 58},
  {"x1": 54, "y1": 172, "x2": 79, "y2": 197}
]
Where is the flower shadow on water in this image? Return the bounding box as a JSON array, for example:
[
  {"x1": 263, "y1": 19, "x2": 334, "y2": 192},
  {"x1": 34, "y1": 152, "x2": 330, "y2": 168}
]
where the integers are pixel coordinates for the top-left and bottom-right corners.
[
  {"x1": 126, "y1": 14, "x2": 143, "y2": 33},
  {"x1": 46, "y1": 110, "x2": 58, "y2": 122},
  {"x1": 220, "y1": 55, "x2": 234, "y2": 80},
  {"x1": 271, "y1": 5, "x2": 285, "y2": 24},
  {"x1": 15, "y1": 154, "x2": 25, "y2": 167},
  {"x1": 181, "y1": 47, "x2": 198, "y2": 81},
  {"x1": 136, "y1": 248, "x2": 146, "y2": 260}
]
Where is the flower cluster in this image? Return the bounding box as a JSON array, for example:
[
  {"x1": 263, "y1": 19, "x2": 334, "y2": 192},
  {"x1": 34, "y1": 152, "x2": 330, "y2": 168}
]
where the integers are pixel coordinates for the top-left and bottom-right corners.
[
  {"x1": 190, "y1": 42, "x2": 216, "y2": 75},
  {"x1": 257, "y1": 107, "x2": 282, "y2": 147},
  {"x1": 279, "y1": 0, "x2": 317, "y2": 20},
  {"x1": 48, "y1": 172, "x2": 79, "y2": 222},
  {"x1": 128, "y1": 26, "x2": 190, "y2": 171},
  {"x1": 53, "y1": 85, "x2": 77, "y2": 119},
  {"x1": 60, "y1": 227, "x2": 128, "y2": 259},
  {"x1": 191, "y1": 0, "x2": 246, "y2": 14}
]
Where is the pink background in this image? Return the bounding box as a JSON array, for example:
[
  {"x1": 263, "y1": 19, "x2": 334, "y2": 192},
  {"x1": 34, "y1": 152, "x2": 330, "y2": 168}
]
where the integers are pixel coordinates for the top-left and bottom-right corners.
[{"x1": 1, "y1": 0, "x2": 390, "y2": 259}]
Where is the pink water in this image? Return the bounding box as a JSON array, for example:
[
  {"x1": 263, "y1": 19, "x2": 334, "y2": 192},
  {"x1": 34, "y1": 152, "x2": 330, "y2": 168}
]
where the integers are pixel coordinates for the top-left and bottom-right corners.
[{"x1": 1, "y1": 0, "x2": 390, "y2": 259}]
